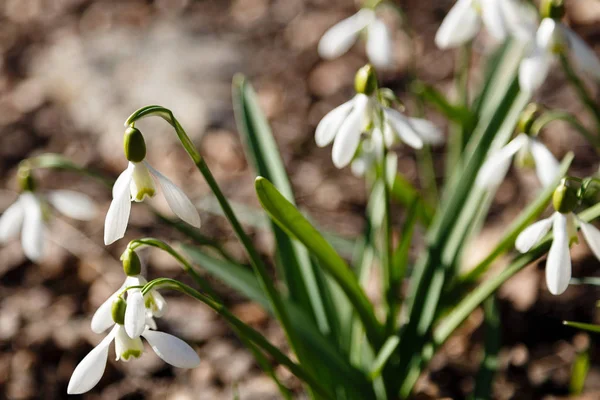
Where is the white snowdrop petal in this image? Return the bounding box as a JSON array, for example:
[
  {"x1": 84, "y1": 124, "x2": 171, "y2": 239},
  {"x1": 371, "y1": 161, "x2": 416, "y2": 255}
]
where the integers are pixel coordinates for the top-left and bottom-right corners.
[
  {"x1": 477, "y1": 135, "x2": 528, "y2": 188},
  {"x1": 501, "y1": 0, "x2": 538, "y2": 42},
  {"x1": 519, "y1": 50, "x2": 552, "y2": 93},
  {"x1": 406, "y1": 117, "x2": 444, "y2": 145},
  {"x1": 366, "y1": 19, "x2": 393, "y2": 69},
  {"x1": 0, "y1": 199, "x2": 24, "y2": 243},
  {"x1": 112, "y1": 163, "x2": 135, "y2": 198},
  {"x1": 318, "y1": 9, "x2": 375, "y2": 59},
  {"x1": 434, "y1": 0, "x2": 481, "y2": 49},
  {"x1": 149, "y1": 290, "x2": 168, "y2": 317},
  {"x1": 104, "y1": 167, "x2": 133, "y2": 245},
  {"x1": 481, "y1": 0, "x2": 507, "y2": 40},
  {"x1": 142, "y1": 330, "x2": 200, "y2": 368},
  {"x1": 331, "y1": 94, "x2": 369, "y2": 168},
  {"x1": 145, "y1": 162, "x2": 201, "y2": 228},
  {"x1": 20, "y1": 193, "x2": 44, "y2": 261},
  {"x1": 546, "y1": 213, "x2": 571, "y2": 295},
  {"x1": 579, "y1": 220, "x2": 600, "y2": 261},
  {"x1": 47, "y1": 190, "x2": 97, "y2": 221},
  {"x1": 564, "y1": 27, "x2": 600, "y2": 80},
  {"x1": 67, "y1": 326, "x2": 117, "y2": 395},
  {"x1": 315, "y1": 100, "x2": 355, "y2": 147},
  {"x1": 125, "y1": 290, "x2": 146, "y2": 339},
  {"x1": 383, "y1": 108, "x2": 423, "y2": 149},
  {"x1": 130, "y1": 162, "x2": 157, "y2": 202},
  {"x1": 536, "y1": 18, "x2": 560, "y2": 50},
  {"x1": 91, "y1": 292, "x2": 120, "y2": 333},
  {"x1": 529, "y1": 139, "x2": 560, "y2": 187},
  {"x1": 515, "y1": 216, "x2": 554, "y2": 253}
]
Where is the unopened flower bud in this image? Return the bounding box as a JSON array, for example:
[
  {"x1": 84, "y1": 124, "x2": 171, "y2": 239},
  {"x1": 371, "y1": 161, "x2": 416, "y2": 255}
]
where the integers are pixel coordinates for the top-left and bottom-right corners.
[
  {"x1": 540, "y1": 0, "x2": 565, "y2": 20},
  {"x1": 553, "y1": 178, "x2": 579, "y2": 213},
  {"x1": 355, "y1": 64, "x2": 378, "y2": 96},
  {"x1": 517, "y1": 103, "x2": 543, "y2": 136},
  {"x1": 123, "y1": 126, "x2": 146, "y2": 163},
  {"x1": 111, "y1": 297, "x2": 127, "y2": 325},
  {"x1": 121, "y1": 248, "x2": 142, "y2": 276}
]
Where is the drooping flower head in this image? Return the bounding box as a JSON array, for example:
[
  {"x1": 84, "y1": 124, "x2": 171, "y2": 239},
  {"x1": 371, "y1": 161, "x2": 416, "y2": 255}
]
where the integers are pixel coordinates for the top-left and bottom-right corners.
[
  {"x1": 519, "y1": 0, "x2": 600, "y2": 93},
  {"x1": 318, "y1": 5, "x2": 393, "y2": 69},
  {"x1": 477, "y1": 103, "x2": 559, "y2": 189},
  {"x1": 516, "y1": 178, "x2": 600, "y2": 295},
  {"x1": 68, "y1": 296, "x2": 200, "y2": 395},
  {"x1": 0, "y1": 163, "x2": 97, "y2": 261},
  {"x1": 104, "y1": 126, "x2": 201, "y2": 245},
  {"x1": 316, "y1": 64, "x2": 443, "y2": 170}
]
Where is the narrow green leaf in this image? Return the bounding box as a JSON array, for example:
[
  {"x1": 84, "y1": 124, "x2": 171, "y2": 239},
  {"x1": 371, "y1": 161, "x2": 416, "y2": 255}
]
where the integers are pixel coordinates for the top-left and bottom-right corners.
[
  {"x1": 472, "y1": 296, "x2": 501, "y2": 400},
  {"x1": 255, "y1": 176, "x2": 385, "y2": 350},
  {"x1": 563, "y1": 321, "x2": 600, "y2": 334},
  {"x1": 369, "y1": 336, "x2": 400, "y2": 380}
]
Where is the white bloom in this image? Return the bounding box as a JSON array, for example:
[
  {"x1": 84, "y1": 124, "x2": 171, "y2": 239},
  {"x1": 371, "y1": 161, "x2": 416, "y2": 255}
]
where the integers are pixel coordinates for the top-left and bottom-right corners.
[
  {"x1": 316, "y1": 95, "x2": 442, "y2": 169},
  {"x1": 67, "y1": 324, "x2": 200, "y2": 394},
  {"x1": 104, "y1": 161, "x2": 201, "y2": 245},
  {"x1": 318, "y1": 9, "x2": 393, "y2": 69},
  {"x1": 91, "y1": 275, "x2": 166, "y2": 334},
  {"x1": 0, "y1": 190, "x2": 96, "y2": 261},
  {"x1": 516, "y1": 212, "x2": 600, "y2": 295},
  {"x1": 519, "y1": 18, "x2": 600, "y2": 93},
  {"x1": 435, "y1": 0, "x2": 526, "y2": 49},
  {"x1": 476, "y1": 133, "x2": 559, "y2": 188}
]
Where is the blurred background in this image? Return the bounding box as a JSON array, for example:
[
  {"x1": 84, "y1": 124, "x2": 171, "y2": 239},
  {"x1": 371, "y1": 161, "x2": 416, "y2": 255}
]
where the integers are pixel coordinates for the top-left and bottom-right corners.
[{"x1": 1, "y1": 0, "x2": 600, "y2": 398}]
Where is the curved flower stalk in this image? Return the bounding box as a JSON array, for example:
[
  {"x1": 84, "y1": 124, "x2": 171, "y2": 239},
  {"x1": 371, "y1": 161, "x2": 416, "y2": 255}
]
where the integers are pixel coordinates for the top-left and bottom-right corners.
[
  {"x1": 519, "y1": 17, "x2": 600, "y2": 93},
  {"x1": 516, "y1": 178, "x2": 600, "y2": 295},
  {"x1": 67, "y1": 297, "x2": 200, "y2": 395},
  {"x1": 316, "y1": 65, "x2": 443, "y2": 169},
  {"x1": 0, "y1": 167, "x2": 96, "y2": 261},
  {"x1": 434, "y1": 0, "x2": 531, "y2": 49},
  {"x1": 104, "y1": 126, "x2": 201, "y2": 245},
  {"x1": 318, "y1": 7, "x2": 393, "y2": 69}
]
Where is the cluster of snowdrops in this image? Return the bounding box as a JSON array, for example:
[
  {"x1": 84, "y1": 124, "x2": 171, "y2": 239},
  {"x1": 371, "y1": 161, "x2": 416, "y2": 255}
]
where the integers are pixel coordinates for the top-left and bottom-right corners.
[{"x1": 2, "y1": 0, "x2": 600, "y2": 397}]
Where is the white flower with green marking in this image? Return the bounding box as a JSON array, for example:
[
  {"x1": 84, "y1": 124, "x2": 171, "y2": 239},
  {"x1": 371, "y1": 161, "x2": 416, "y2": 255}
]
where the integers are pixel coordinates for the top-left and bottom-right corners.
[
  {"x1": 476, "y1": 133, "x2": 559, "y2": 188},
  {"x1": 519, "y1": 18, "x2": 600, "y2": 93},
  {"x1": 104, "y1": 127, "x2": 201, "y2": 245},
  {"x1": 515, "y1": 179, "x2": 600, "y2": 295},
  {"x1": 0, "y1": 171, "x2": 96, "y2": 261}
]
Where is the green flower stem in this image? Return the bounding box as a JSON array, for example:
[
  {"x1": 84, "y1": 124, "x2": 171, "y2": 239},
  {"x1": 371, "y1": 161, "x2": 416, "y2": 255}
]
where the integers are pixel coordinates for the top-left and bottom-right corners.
[
  {"x1": 530, "y1": 110, "x2": 600, "y2": 149},
  {"x1": 381, "y1": 151, "x2": 394, "y2": 332},
  {"x1": 559, "y1": 54, "x2": 600, "y2": 133},
  {"x1": 125, "y1": 106, "x2": 305, "y2": 372},
  {"x1": 127, "y1": 238, "x2": 219, "y2": 298},
  {"x1": 142, "y1": 278, "x2": 334, "y2": 400}
]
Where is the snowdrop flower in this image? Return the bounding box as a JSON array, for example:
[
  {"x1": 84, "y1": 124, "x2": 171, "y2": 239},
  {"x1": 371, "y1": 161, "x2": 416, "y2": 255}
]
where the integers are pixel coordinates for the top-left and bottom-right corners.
[
  {"x1": 476, "y1": 133, "x2": 559, "y2": 188},
  {"x1": 0, "y1": 168, "x2": 96, "y2": 261},
  {"x1": 435, "y1": 0, "x2": 527, "y2": 49},
  {"x1": 519, "y1": 5, "x2": 600, "y2": 93},
  {"x1": 67, "y1": 298, "x2": 200, "y2": 395},
  {"x1": 318, "y1": 8, "x2": 393, "y2": 69},
  {"x1": 515, "y1": 179, "x2": 600, "y2": 295},
  {"x1": 104, "y1": 126, "x2": 201, "y2": 245},
  {"x1": 316, "y1": 65, "x2": 443, "y2": 169},
  {"x1": 91, "y1": 249, "x2": 166, "y2": 334}
]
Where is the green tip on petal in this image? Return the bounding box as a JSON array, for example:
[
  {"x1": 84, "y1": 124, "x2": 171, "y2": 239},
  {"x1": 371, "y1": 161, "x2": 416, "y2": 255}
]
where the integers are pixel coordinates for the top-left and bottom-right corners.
[{"x1": 123, "y1": 126, "x2": 147, "y2": 163}]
